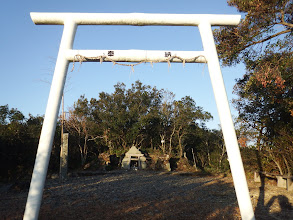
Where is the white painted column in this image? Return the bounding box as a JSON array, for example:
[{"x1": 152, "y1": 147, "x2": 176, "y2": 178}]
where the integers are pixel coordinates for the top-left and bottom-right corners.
[
  {"x1": 198, "y1": 22, "x2": 255, "y2": 220},
  {"x1": 23, "y1": 20, "x2": 77, "y2": 220}
]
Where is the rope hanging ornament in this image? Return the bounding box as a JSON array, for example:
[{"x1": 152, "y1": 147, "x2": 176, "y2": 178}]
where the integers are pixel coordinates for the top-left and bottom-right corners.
[{"x1": 71, "y1": 53, "x2": 206, "y2": 72}]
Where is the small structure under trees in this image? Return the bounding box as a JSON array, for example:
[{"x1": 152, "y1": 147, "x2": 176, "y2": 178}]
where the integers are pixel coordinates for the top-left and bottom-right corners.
[{"x1": 121, "y1": 146, "x2": 147, "y2": 170}]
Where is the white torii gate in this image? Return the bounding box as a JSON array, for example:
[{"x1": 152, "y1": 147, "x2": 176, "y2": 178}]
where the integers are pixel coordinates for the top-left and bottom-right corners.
[{"x1": 24, "y1": 13, "x2": 255, "y2": 220}]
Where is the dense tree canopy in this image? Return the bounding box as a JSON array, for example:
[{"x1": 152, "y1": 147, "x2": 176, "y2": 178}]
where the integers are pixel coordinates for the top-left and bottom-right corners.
[
  {"x1": 60, "y1": 81, "x2": 226, "y2": 172},
  {"x1": 0, "y1": 105, "x2": 65, "y2": 181},
  {"x1": 1, "y1": 80, "x2": 237, "y2": 181},
  {"x1": 0, "y1": 106, "x2": 42, "y2": 180},
  {"x1": 1, "y1": 80, "x2": 230, "y2": 181},
  {"x1": 65, "y1": 81, "x2": 213, "y2": 161}
]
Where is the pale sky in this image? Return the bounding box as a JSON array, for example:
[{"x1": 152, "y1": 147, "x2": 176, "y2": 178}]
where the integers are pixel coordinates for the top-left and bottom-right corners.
[{"x1": 0, "y1": 0, "x2": 246, "y2": 129}]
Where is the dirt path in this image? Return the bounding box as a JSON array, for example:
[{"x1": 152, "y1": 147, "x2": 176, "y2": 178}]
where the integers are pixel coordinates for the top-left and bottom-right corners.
[{"x1": 1, "y1": 170, "x2": 292, "y2": 219}]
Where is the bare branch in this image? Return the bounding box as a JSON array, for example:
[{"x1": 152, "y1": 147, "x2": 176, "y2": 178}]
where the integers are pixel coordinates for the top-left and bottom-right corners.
[
  {"x1": 279, "y1": 9, "x2": 293, "y2": 28},
  {"x1": 243, "y1": 29, "x2": 291, "y2": 50}
]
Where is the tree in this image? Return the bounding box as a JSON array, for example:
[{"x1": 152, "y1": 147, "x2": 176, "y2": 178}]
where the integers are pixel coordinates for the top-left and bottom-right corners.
[
  {"x1": 214, "y1": 0, "x2": 293, "y2": 66},
  {"x1": 214, "y1": 0, "x2": 293, "y2": 175},
  {"x1": 0, "y1": 105, "x2": 9, "y2": 125},
  {"x1": 184, "y1": 127, "x2": 226, "y2": 171},
  {"x1": 125, "y1": 81, "x2": 162, "y2": 148},
  {"x1": 90, "y1": 81, "x2": 163, "y2": 154},
  {"x1": 0, "y1": 105, "x2": 45, "y2": 180},
  {"x1": 159, "y1": 90, "x2": 175, "y2": 154},
  {"x1": 65, "y1": 96, "x2": 101, "y2": 167},
  {"x1": 172, "y1": 96, "x2": 212, "y2": 157}
]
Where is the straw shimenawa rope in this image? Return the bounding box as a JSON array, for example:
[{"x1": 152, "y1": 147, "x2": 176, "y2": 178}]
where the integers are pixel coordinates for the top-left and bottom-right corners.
[{"x1": 71, "y1": 54, "x2": 205, "y2": 72}]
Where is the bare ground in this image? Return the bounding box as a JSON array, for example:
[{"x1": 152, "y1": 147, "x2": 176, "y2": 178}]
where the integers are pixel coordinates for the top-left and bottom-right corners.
[{"x1": 1, "y1": 170, "x2": 292, "y2": 220}]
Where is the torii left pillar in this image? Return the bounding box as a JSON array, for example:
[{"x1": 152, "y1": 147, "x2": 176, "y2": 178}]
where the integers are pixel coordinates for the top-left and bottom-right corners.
[{"x1": 23, "y1": 21, "x2": 77, "y2": 220}]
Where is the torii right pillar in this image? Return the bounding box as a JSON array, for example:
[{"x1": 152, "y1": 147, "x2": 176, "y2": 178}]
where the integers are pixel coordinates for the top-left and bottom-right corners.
[{"x1": 199, "y1": 21, "x2": 255, "y2": 220}]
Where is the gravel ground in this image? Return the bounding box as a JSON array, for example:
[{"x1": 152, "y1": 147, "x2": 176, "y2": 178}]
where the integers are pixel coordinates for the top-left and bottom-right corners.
[{"x1": 1, "y1": 170, "x2": 292, "y2": 219}]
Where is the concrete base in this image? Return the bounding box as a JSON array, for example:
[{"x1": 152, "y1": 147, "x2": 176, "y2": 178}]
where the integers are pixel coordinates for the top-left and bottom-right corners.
[
  {"x1": 288, "y1": 181, "x2": 293, "y2": 192},
  {"x1": 254, "y1": 172, "x2": 293, "y2": 191},
  {"x1": 277, "y1": 176, "x2": 287, "y2": 188},
  {"x1": 254, "y1": 172, "x2": 261, "y2": 183}
]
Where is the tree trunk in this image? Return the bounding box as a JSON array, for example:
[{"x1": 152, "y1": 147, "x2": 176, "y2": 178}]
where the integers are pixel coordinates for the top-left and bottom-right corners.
[
  {"x1": 207, "y1": 151, "x2": 211, "y2": 167},
  {"x1": 191, "y1": 148, "x2": 197, "y2": 169},
  {"x1": 168, "y1": 125, "x2": 176, "y2": 155},
  {"x1": 270, "y1": 152, "x2": 283, "y2": 175},
  {"x1": 122, "y1": 138, "x2": 127, "y2": 150},
  {"x1": 256, "y1": 126, "x2": 264, "y2": 151},
  {"x1": 83, "y1": 136, "x2": 88, "y2": 166},
  {"x1": 177, "y1": 126, "x2": 184, "y2": 157},
  {"x1": 178, "y1": 134, "x2": 184, "y2": 158},
  {"x1": 79, "y1": 144, "x2": 85, "y2": 167},
  {"x1": 160, "y1": 134, "x2": 165, "y2": 154},
  {"x1": 218, "y1": 144, "x2": 226, "y2": 169},
  {"x1": 282, "y1": 155, "x2": 291, "y2": 176}
]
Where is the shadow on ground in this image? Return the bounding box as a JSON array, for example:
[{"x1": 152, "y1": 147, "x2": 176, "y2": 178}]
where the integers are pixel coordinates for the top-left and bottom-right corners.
[
  {"x1": 0, "y1": 170, "x2": 292, "y2": 219},
  {"x1": 252, "y1": 149, "x2": 293, "y2": 219},
  {"x1": 253, "y1": 176, "x2": 293, "y2": 220}
]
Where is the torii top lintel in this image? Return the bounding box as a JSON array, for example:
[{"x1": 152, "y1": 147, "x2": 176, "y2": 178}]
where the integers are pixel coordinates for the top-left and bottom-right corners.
[{"x1": 30, "y1": 12, "x2": 241, "y2": 26}]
